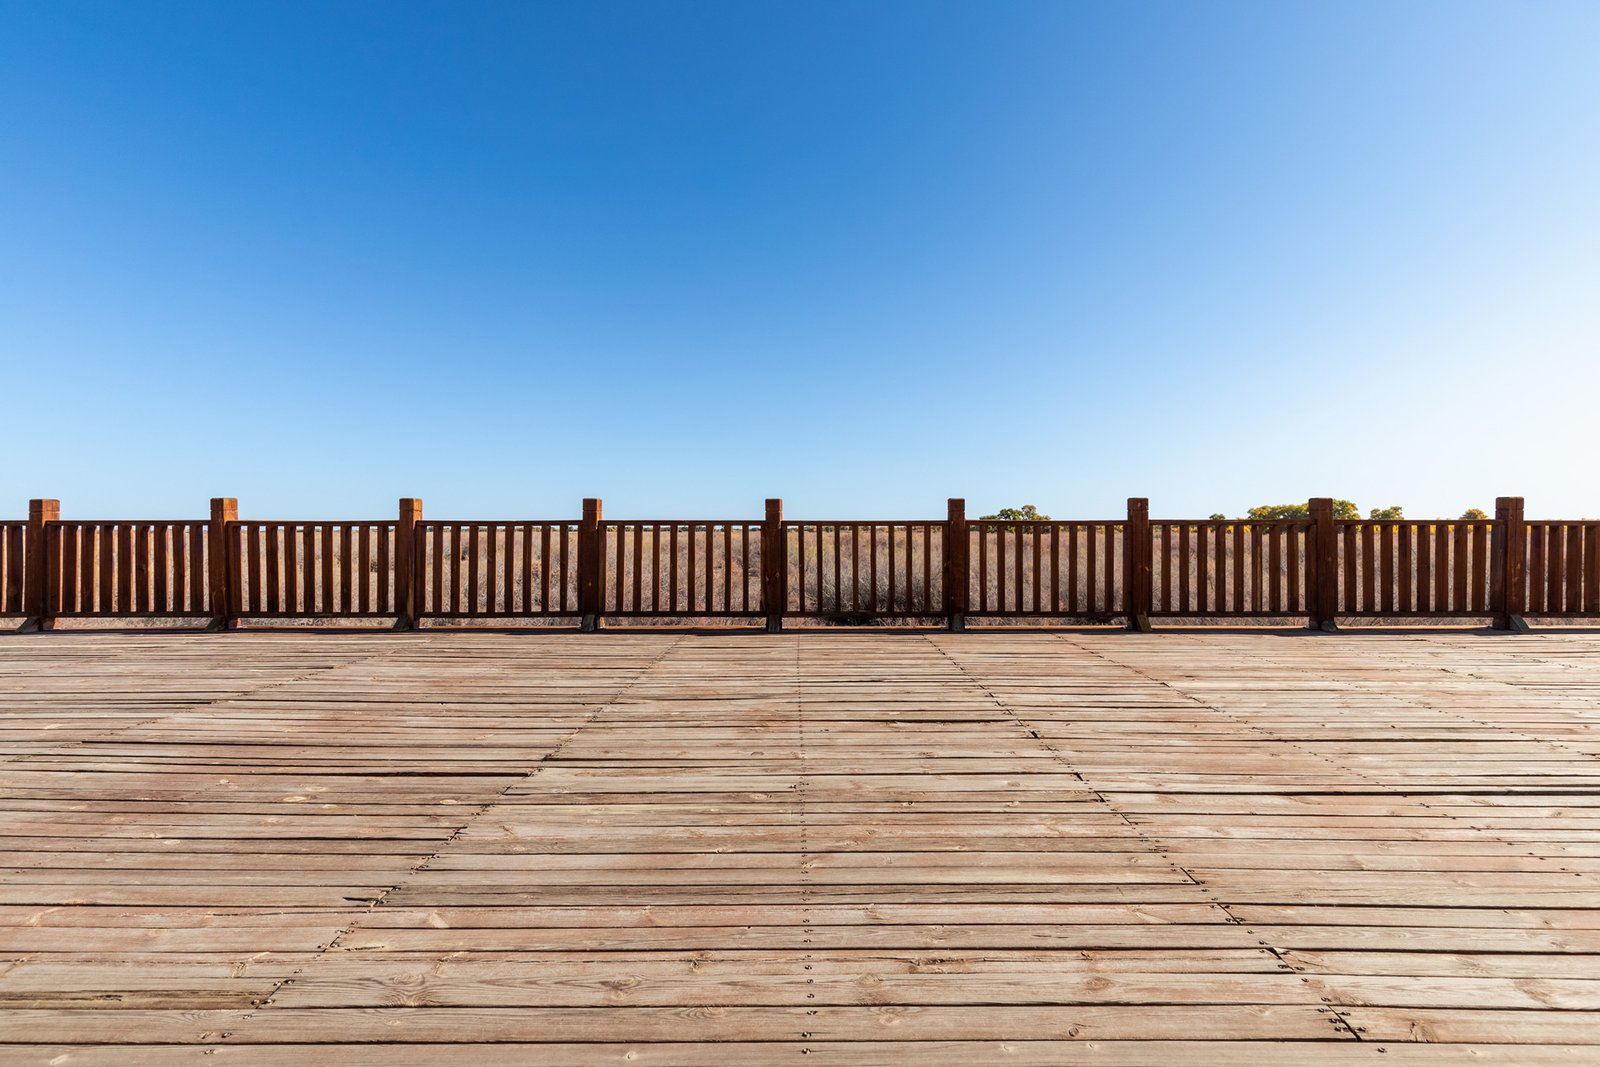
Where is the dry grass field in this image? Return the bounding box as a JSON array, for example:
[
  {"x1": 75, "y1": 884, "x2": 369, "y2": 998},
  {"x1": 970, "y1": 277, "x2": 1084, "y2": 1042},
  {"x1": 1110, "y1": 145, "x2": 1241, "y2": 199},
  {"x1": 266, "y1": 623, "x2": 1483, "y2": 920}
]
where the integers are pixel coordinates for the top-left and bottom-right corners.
[{"x1": 0, "y1": 628, "x2": 1597, "y2": 1063}]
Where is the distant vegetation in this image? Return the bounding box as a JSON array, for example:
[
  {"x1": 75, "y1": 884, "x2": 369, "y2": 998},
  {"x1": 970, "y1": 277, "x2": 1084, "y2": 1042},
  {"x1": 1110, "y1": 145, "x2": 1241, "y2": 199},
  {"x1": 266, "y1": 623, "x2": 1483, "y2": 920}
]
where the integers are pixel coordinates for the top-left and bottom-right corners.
[
  {"x1": 1234, "y1": 501, "x2": 1486, "y2": 521},
  {"x1": 1246, "y1": 500, "x2": 1360, "y2": 520},
  {"x1": 980, "y1": 505, "x2": 1050, "y2": 521},
  {"x1": 986, "y1": 502, "x2": 1490, "y2": 522}
]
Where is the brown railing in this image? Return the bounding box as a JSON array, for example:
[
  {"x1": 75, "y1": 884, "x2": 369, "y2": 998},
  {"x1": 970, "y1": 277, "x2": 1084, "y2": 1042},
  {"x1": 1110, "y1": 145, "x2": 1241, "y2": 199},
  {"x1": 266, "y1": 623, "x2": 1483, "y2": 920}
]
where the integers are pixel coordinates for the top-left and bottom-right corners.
[
  {"x1": 230, "y1": 521, "x2": 397, "y2": 617},
  {"x1": 2, "y1": 495, "x2": 1591, "y2": 631},
  {"x1": 1, "y1": 521, "x2": 27, "y2": 616},
  {"x1": 1151, "y1": 519, "x2": 1313, "y2": 617},
  {"x1": 1334, "y1": 519, "x2": 1495, "y2": 616},
  {"x1": 969, "y1": 520, "x2": 1121, "y2": 617},
  {"x1": 605, "y1": 520, "x2": 764, "y2": 617},
  {"x1": 1523, "y1": 521, "x2": 1600, "y2": 616},
  {"x1": 416, "y1": 521, "x2": 579, "y2": 618},
  {"x1": 48, "y1": 521, "x2": 211, "y2": 616},
  {"x1": 784, "y1": 521, "x2": 944, "y2": 617}
]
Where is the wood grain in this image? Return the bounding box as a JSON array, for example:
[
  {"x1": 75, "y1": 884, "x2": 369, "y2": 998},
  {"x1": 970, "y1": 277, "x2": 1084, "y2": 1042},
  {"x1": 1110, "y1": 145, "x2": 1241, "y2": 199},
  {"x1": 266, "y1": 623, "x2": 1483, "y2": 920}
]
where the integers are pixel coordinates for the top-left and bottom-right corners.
[{"x1": 0, "y1": 630, "x2": 1597, "y2": 1061}]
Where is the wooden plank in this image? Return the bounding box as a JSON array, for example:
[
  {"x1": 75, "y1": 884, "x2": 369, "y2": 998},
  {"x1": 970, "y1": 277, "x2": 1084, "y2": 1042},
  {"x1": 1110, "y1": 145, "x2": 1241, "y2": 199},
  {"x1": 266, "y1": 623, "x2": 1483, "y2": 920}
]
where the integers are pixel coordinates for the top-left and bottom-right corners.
[
  {"x1": 1249, "y1": 523, "x2": 1262, "y2": 613},
  {"x1": 3, "y1": 631, "x2": 1600, "y2": 1053},
  {"x1": 687, "y1": 523, "x2": 698, "y2": 614},
  {"x1": 872, "y1": 523, "x2": 882, "y2": 614},
  {"x1": 464, "y1": 525, "x2": 478, "y2": 616},
  {"x1": 1587, "y1": 524, "x2": 1600, "y2": 614},
  {"x1": 1398, "y1": 523, "x2": 1412, "y2": 614},
  {"x1": 114, "y1": 523, "x2": 132, "y2": 614},
  {"x1": 1360, "y1": 522, "x2": 1375, "y2": 614},
  {"x1": 1092, "y1": 524, "x2": 1106, "y2": 615},
  {"x1": 483, "y1": 525, "x2": 497, "y2": 615},
  {"x1": 58, "y1": 524, "x2": 78, "y2": 615},
  {"x1": 1216, "y1": 522, "x2": 1229, "y2": 615},
  {"x1": 890, "y1": 523, "x2": 900, "y2": 613},
  {"x1": 264, "y1": 524, "x2": 280, "y2": 615},
  {"x1": 1175, "y1": 524, "x2": 1189, "y2": 614},
  {"x1": 1379, "y1": 522, "x2": 1394, "y2": 614},
  {"x1": 1007, "y1": 523, "x2": 1018, "y2": 615},
  {"x1": 669, "y1": 523, "x2": 679, "y2": 614},
  {"x1": 1435, "y1": 522, "x2": 1450, "y2": 612},
  {"x1": 1266, "y1": 524, "x2": 1279, "y2": 614},
  {"x1": 531, "y1": 524, "x2": 544, "y2": 614},
  {"x1": 1566, "y1": 524, "x2": 1583, "y2": 615},
  {"x1": 98, "y1": 521, "x2": 113, "y2": 614},
  {"x1": 173, "y1": 524, "x2": 189, "y2": 614},
  {"x1": 1471, "y1": 521, "x2": 1487, "y2": 613},
  {"x1": 381, "y1": 524, "x2": 395, "y2": 614},
  {"x1": 1416, "y1": 523, "x2": 1432, "y2": 612},
  {"x1": 796, "y1": 523, "x2": 808, "y2": 613},
  {"x1": 243, "y1": 524, "x2": 260, "y2": 614},
  {"x1": 154, "y1": 524, "x2": 169, "y2": 613},
  {"x1": 285, "y1": 525, "x2": 301, "y2": 614}
]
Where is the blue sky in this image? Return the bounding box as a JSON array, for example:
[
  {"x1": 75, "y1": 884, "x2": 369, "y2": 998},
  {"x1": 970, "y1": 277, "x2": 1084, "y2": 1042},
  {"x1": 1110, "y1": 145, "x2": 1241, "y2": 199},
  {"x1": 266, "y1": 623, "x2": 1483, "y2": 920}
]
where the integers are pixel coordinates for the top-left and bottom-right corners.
[{"x1": 4, "y1": 1, "x2": 1598, "y2": 520}]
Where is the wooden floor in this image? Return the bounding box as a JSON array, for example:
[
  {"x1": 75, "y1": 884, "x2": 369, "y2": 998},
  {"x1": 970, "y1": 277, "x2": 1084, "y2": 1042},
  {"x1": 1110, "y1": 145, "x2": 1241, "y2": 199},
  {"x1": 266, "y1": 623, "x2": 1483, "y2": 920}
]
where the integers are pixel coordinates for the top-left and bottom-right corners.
[{"x1": 0, "y1": 630, "x2": 1597, "y2": 1064}]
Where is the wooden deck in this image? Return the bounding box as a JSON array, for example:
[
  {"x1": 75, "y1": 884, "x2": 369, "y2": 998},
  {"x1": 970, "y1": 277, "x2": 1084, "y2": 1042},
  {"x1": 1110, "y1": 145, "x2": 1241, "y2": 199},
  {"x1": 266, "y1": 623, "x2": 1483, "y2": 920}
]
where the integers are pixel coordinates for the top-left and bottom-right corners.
[{"x1": 0, "y1": 630, "x2": 1597, "y2": 1064}]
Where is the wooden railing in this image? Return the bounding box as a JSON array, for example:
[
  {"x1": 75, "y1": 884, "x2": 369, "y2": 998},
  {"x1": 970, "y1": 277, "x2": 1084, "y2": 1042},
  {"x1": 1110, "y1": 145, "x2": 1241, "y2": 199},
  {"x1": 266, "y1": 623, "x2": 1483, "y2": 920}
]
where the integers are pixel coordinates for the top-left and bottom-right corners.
[
  {"x1": 605, "y1": 521, "x2": 763, "y2": 617},
  {"x1": 1151, "y1": 519, "x2": 1313, "y2": 617},
  {"x1": 415, "y1": 521, "x2": 579, "y2": 618},
  {"x1": 1334, "y1": 519, "x2": 1495, "y2": 616},
  {"x1": 230, "y1": 522, "x2": 397, "y2": 617},
  {"x1": 784, "y1": 521, "x2": 944, "y2": 618},
  {"x1": 48, "y1": 521, "x2": 211, "y2": 616},
  {"x1": 1, "y1": 522, "x2": 26, "y2": 616},
  {"x1": 3, "y1": 495, "x2": 1592, "y2": 631},
  {"x1": 1522, "y1": 521, "x2": 1600, "y2": 616},
  {"x1": 968, "y1": 520, "x2": 1121, "y2": 617}
]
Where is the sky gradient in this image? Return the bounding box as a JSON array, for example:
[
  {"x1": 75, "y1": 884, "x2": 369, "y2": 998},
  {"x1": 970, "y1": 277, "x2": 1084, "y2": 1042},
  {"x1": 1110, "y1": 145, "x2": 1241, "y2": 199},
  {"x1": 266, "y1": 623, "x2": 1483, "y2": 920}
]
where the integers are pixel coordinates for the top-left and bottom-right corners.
[{"x1": 4, "y1": 1, "x2": 1598, "y2": 520}]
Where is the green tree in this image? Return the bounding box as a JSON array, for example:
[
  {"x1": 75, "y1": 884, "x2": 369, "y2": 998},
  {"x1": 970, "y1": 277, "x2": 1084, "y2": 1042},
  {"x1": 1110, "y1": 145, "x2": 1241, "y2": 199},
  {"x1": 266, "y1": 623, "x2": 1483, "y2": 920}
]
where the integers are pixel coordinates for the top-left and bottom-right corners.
[
  {"x1": 980, "y1": 505, "x2": 1050, "y2": 521},
  {"x1": 1246, "y1": 500, "x2": 1359, "y2": 520},
  {"x1": 1208, "y1": 513, "x2": 1227, "y2": 521},
  {"x1": 1368, "y1": 505, "x2": 1404, "y2": 520},
  {"x1": 1460, "y1": 507, "x2": 1488, "y2": 520}
]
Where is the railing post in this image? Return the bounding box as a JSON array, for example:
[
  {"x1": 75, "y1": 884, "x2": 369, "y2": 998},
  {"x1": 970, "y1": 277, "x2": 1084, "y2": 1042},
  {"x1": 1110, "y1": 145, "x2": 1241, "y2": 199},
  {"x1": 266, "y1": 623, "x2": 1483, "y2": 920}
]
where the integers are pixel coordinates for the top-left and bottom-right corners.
[
  {"x1": 579, "y1": 498, "x2": 603, "y2": 632},
  {"x1": 396, "y1": 498, "x2": 422, "y2": 630},
  {"x1": 763, "y1": 498, "x2": 784, "y2": 633},
  {"x1": 1308, "y1": 498, "x2": 1339, "y2": 631},
  {"x1": 208, "y1": 498, "x2": 238, "y2": 631},
  {"x1": 1493, "y1": 496, "x2": 1529, "y2": 632},
  {"x1": 1125, "y1": 498, "x2": 1153, "y2": 631},
  {"x1": 945, "y1": 498, "x2": 967, "y2": 632},
  {"x1": 23, "y1": 499, "x2": 59, "y2": 632}
]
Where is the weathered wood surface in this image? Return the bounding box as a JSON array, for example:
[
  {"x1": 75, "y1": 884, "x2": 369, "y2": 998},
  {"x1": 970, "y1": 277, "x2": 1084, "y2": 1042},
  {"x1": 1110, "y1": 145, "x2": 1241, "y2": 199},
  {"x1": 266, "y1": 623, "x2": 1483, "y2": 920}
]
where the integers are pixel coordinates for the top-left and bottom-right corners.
[{"x1": 0, "y1": 630, "x2": 1597, "y2": 1064}]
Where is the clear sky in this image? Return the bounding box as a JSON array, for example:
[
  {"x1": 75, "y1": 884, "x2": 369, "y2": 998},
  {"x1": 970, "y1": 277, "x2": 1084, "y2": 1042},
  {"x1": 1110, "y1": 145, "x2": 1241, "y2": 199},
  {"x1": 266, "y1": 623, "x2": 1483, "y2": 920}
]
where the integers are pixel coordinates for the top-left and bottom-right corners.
[{"x1": 4, "y1": 1, "x2": 1598, "y2": 520}]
